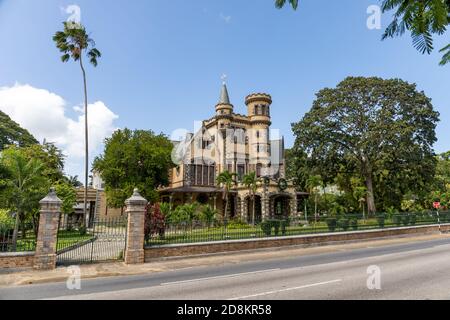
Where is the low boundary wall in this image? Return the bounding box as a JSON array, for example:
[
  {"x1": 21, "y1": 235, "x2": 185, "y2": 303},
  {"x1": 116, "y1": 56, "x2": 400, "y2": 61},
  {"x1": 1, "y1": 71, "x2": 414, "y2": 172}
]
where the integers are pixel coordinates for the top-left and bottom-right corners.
[
  {"x1": 145, "y1": 224, "x2": 450, "y2": 261},
  {"x1": 0, "y1": 252, "x2": 34, "y2": 269}
]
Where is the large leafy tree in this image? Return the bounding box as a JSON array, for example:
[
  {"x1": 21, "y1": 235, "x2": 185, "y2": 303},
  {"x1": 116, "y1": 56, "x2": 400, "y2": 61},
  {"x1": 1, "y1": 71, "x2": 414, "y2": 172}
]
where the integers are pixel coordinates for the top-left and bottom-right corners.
[
  {"x1": 275, "y1": 0, "x2": 449, "y2": 65},
  {"x1": 20, "y1": 142, "x2": 65, "y2": 183},
  {"x1": 0, "y1": 148, "x2": 48, "y2": 249},
  {"x1": 0, "y1": 110, "x2": 38, "y2": 151},
  {"x1": 53, "y1": 22, "x2": 102, "y2": 226},
  {"x1": 292, "y1": 77, "x2": 439, "y2": 215},
  {"x1": 93, "y1": 129, "x2": 174, "y2": 208}
]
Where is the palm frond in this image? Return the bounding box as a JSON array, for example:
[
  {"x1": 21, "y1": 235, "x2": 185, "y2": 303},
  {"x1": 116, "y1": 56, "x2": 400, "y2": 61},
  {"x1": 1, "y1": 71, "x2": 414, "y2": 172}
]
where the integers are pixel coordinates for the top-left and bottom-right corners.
[{"x1": 439, "y1": 43, "x2": 450, "y2": 65}]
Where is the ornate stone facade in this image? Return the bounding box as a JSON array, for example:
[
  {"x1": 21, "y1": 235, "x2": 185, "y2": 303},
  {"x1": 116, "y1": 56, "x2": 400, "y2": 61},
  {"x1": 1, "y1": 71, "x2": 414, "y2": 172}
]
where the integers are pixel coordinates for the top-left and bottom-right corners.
[{"x1": 159, "y1": 83, "x2": 306, "y2": 221}]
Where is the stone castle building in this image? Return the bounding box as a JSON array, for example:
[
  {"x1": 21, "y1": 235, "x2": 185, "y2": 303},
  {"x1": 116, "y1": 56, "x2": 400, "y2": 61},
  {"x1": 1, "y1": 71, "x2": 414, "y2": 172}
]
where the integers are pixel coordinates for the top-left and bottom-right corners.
[{"x1": 159, "y1": 83, "x2": 306, "y2": 222}]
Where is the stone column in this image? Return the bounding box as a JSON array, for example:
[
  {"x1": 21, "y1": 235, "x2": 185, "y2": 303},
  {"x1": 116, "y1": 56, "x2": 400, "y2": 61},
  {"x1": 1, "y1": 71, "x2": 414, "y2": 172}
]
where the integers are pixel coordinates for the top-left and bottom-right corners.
[
  {"x1": 290, "y1": 197, "x2": 299, "y2": 220},
  {"x1": 261, "y1": 195, "x2": 270, "y2": 221},
  {"x1": 212, "y1": 194, "x2": 217, "y2": 211},
  {"x1": 124, "y1": 188, "x2": 148, "y2": 265},
  {"x1": 241, "y1": 198, "x2": 247, "y2": 222},
  {"x1": 34, "y1": 188, "x2": 62, "y2": 270}
]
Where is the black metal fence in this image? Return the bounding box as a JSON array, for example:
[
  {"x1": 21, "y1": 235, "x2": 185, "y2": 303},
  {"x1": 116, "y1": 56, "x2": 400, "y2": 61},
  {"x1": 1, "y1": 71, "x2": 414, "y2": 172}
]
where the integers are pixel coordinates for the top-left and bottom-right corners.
[
  {"x1": 145, "y1": 211, "x2": 449, "y2": 247},
  {"x1": 56, "y1": 216, "x2": 127, "y2": 266},
  {"x1": 0, "y1": 222, "x2": 36, "y2": 253}
]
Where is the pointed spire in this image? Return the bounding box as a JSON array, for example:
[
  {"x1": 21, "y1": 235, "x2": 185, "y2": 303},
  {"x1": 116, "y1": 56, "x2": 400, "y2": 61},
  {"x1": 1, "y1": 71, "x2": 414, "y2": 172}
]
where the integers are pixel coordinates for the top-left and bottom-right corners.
[{"x1": 219, "y1": 83, "x2": 231, "y2": 105}]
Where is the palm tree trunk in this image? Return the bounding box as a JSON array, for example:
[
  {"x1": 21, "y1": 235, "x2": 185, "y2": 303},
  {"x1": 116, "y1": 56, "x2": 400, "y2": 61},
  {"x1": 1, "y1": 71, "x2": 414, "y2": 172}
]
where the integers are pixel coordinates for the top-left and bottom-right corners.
[
  {"x1": 12, "y1": 211, "x2": 20, "y2": 251},
  {"x1": 252, "y1": 193, "x2": 256, "y2": 225},
  {"x1": 80, "y1": 55, "x2": 89, "y2": 228},
  {"x1": 224, "y1": 193, "x2": 228, "y2": 222},
  {"x1": 314, "y1": 194, "x2": 318, "y2": 223}
]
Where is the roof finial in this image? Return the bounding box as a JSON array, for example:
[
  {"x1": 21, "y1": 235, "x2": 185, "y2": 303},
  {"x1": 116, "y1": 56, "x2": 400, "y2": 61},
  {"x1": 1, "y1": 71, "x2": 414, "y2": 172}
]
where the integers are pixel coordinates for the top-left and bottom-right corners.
[{"x1": 221, "y1": 74, "x2": 227, "y2": 85}]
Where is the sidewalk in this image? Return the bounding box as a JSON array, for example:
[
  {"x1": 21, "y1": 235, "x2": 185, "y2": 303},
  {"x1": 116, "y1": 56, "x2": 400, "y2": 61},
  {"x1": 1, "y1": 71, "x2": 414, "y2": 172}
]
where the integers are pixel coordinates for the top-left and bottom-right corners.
[{"x1": 1, "y1": 232, "x2": 449, "y2": 287}]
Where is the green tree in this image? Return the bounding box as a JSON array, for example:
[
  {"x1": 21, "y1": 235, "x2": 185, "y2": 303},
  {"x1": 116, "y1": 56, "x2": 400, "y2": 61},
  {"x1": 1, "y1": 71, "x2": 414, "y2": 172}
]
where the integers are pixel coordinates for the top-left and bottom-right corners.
[
  {"x1": 243, "y1": 172, "x2": 259, "y2": 225},
  {"x1": 55, "y1": 182, "x2": 77, "y2": 216},
  {"x1": 0, "y1": 110, "x2": 38, "y2": 151},
  {"x1": 285, "y1": 148, "x2": 309, "y2": 191},
  {"x1": 20, "y1": 143, "x2": 65, "y2": 183},
  {"x1": 292, "y1": 77, "x2": 439, "y2": 215},
  {"x1": 200, "y1": 205, "x2": 217, "y2": 227},
  {"x1": 0, "y1": 148, "x2": 48, "y2": 250},
  {"x1": 53, "y1": 22, "x2": 102, "y2": 226},
  {"x1": 435, "y1": 151, "x2": 450, "y2": 191},
  {"x1": 93, "y1": 129, "x2": 174, "y2": 208},
  {"x1": 65, "y1": 175, "x2": 83, "y2": 188},
  {"x1": 381, "y1": 0, "x2": 450, "y2": 65},
  {"x1": 217, "y1": 171, "x2": 237, "y2": 221}
]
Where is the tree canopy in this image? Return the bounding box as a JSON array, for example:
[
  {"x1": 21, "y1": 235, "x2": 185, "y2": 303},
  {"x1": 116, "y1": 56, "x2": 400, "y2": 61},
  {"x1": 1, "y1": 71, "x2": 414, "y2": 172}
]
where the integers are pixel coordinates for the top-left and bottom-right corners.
[
  {"x1": 93, "y1": 129, "x2": 174, "y2": 208},
  {"x1": 291, "y1": 77, "x2": 440, "y2": 214},
  {"x1": 0, "y1": 110, "x2": 38, "y2": 151}
]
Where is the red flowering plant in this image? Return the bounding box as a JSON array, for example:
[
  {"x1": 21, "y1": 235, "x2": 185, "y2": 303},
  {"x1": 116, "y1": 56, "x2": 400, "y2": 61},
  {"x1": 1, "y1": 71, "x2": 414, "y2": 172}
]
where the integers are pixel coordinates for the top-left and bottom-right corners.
[{"x1": 144, "y1": 203, "x2": 166, "y2": 241}]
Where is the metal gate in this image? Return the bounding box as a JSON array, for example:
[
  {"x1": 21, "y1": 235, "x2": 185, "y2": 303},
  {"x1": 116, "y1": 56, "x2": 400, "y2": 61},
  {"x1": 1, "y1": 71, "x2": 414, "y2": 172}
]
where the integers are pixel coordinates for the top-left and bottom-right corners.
[{"x1": 56, "y1": 216, "x2": 127, "y2": 266}]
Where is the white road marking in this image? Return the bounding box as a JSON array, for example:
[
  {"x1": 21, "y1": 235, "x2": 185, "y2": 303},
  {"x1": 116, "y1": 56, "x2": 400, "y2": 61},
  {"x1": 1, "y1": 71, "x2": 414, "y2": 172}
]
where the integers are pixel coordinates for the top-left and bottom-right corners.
[
  {"x1": 160, "y1": 269, "x2": 281, "y2": 286},
  {"x1": 228, "y1": 279, "x2": 343, "y2": 300}
]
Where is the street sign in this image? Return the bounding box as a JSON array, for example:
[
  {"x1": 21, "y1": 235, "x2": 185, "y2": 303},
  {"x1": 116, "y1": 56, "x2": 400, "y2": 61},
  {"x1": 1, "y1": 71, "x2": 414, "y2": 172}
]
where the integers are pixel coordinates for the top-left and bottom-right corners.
[{"x1": 433, "y1": 202, "x2": 441, "y2": 209}]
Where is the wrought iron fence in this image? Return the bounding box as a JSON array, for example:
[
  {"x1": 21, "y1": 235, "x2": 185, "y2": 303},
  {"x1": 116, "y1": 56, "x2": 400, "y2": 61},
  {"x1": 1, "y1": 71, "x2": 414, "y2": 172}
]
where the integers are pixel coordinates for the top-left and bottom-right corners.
[
  {"x1": 0, "y1": 222, "x2": 36, "y2": 253},
  {"x1": 144, "y1": 211, "x2": 449, "y2": 247},
  {"x1": 56, "y1": 216, "x2": 127, "y2": 266}
]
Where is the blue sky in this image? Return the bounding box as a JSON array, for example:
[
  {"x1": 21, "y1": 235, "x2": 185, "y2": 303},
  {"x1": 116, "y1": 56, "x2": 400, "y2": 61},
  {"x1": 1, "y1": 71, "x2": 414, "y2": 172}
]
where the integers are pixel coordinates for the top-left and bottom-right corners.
[{"x1": 0, "y1": 0, "x2": 449, "y2": 178}]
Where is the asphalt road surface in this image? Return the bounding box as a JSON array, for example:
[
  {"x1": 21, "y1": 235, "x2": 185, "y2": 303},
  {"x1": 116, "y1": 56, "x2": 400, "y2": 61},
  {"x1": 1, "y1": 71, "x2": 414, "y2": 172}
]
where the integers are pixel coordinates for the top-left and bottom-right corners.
[{"x1": 2, "y1": 237, "x2": 450, "y2": 300}]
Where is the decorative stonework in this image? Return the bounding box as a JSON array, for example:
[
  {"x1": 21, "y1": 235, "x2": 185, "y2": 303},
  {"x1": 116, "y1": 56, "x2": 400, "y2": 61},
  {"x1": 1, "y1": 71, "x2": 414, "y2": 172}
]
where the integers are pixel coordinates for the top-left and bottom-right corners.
[
  {"x1": 124, "y1": 188, "x2": 148, "y2": 264},
  {"x1": 34, "y1": 188, "x2": 62, "y2": 270}
]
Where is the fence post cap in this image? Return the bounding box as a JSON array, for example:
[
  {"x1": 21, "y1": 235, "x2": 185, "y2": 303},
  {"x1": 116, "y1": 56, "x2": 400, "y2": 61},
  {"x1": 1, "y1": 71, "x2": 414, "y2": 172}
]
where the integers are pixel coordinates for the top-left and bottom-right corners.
[
  {"x1": 39, "y1": 187, "x2": 62, "y2": 205},
  {"x1": 125, "y1": 188, "x2": 148, "y2": 206}
]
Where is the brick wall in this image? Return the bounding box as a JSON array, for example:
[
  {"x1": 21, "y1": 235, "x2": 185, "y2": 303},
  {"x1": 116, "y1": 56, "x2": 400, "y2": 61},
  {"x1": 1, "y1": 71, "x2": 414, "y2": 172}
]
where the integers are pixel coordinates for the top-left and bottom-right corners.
[
  {"x1": 145, "y1": 224, "x2": 450, "y2": 261},
  {"x1": 0, "y1": 252, "x2": 34, "y2": 269}
]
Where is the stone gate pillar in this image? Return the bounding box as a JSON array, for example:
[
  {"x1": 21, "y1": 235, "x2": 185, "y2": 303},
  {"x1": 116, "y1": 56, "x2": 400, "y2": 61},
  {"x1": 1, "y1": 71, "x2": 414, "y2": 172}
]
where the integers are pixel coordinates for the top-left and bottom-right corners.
[
  {"x1": 124, "y1": 188, "x2": 148, "y2": 265},
  {"x1": 34, "y1": 188, "x2": 62, "y2": 270}
]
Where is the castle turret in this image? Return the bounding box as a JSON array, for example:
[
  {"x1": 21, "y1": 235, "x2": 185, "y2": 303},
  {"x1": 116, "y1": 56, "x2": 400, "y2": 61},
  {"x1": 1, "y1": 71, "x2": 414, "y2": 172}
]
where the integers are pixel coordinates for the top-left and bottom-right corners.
[
  {"x1": 216, "y1": 84, "x2": 233, "y2": 116},
  {"x1": 245, "y1": 93, "x2": 272, "y2": 175}
]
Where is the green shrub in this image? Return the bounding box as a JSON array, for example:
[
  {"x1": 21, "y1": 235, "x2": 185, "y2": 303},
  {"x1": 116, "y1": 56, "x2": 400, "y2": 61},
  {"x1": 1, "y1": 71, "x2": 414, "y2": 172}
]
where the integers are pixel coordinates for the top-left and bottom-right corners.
[
  {"x1": 393, "y1": 214, "x2": 402, "y2": 226},
  {"x1": 338, "y1": 218, "x2": 349, "y2": 231},
  {"x1": 376, "y1": 214, "x2": 386, "y2": 228},
  {"x1": 261, "y1": 221, "x2": 272, "y2": 236},
  {"x1": 326, "y1": 218, "x2": 337, "y2": 232},
  {"x1": 280, "y1": 220, "x2": 289, "y2": 236},
  {"x1": 410, "y1": 214, "x2": 417, "y2": 226},
  {"x1": 271, "y1": 220, "x2": 281, "y2": 236},
  {"x1": 350, "y1": 218, "x2": 358, "y2": 231},
  {"x1": 402, "y1": 215, "x2": 410, "y2": 226},
  {"x1": 0, "y1": 209, "x2": 14, "y2": 234},
  {"x1": 78, "y1": 226, "x2": 87, "y2": 236}
]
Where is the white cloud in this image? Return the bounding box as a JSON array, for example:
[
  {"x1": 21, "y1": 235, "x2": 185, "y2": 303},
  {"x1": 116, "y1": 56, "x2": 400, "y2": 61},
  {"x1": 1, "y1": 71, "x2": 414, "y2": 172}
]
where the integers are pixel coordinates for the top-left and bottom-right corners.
[
  {"x1": 220, "y1": 13, "x2": 232, "y2": 24},
  {"x1": 0, "y1": 84, "x2": 119, "y2": 178}
]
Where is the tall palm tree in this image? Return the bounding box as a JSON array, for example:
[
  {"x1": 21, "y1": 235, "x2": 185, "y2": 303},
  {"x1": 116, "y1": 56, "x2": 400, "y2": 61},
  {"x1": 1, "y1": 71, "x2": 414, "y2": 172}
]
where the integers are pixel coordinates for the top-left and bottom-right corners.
[
  {"x1": 216, "y1": 171, "x2": 237, "y2": 221},
  {"x1": 243, "y1": 172, "x2": 259, "y2": 225},
  {"x1": 275, "y1": 0, "x2": 299, "y2": 9},
  {"x1": 1, "y1": 150, "x2": 46, "y2": 250},
  {"x1": 53, "y1": 22, "x2": 101, "y2": 226}
]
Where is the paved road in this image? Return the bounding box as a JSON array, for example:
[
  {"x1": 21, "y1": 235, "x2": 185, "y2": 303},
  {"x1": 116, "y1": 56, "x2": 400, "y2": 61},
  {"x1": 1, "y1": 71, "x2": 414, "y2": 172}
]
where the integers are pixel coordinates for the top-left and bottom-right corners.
[{"x1": 2, "y1": 237, "x2": 450, "y2": 300}]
